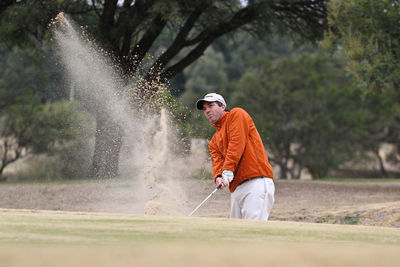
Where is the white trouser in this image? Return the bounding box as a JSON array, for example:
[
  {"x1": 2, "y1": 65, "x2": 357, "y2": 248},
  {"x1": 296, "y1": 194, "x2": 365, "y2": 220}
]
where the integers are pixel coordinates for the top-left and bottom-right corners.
[{"x1": 230, "y1": 177, "x2": 275, "y2": 221}]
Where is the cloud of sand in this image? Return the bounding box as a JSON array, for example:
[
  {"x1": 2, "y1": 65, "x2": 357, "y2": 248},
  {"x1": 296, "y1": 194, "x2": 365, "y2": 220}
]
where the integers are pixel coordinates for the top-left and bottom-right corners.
[{"x1": 51, "y1": 13, "x2": 198, "y2": 216}]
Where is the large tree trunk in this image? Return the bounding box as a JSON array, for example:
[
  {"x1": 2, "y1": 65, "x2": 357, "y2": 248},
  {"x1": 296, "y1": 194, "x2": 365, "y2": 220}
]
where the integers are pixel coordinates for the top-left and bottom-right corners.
[{"x1": 90, "y1": 112, "x2": 123, "y2": 178}]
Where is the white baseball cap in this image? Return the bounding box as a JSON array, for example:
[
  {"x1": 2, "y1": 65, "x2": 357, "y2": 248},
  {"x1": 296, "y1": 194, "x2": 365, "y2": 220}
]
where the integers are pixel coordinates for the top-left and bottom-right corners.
[{"x1": 196, "y1": 93, "x2": 227, "y2": 110}]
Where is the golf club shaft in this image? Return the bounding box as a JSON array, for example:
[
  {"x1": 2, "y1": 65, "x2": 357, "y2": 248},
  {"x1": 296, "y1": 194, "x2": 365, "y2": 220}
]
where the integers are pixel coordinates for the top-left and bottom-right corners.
[{"x1": 188, "y1": 185, "x2": 222, "y2": 217}]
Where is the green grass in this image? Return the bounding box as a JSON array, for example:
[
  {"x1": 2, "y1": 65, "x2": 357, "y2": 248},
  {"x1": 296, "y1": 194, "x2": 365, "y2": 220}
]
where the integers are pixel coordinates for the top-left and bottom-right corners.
[
  {"x1": 0, "y1": 209, "x2": 399, "y2": 246},
  {"x1": 0, "y1": 209, "x2": 400, "y2": 267}
]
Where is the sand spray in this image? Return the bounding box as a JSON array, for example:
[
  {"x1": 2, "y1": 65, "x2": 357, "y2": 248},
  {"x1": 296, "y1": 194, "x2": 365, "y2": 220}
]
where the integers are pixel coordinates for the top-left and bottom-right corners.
[{"x1": 50, "y1": 13, "x2": 198, "y2": 216}]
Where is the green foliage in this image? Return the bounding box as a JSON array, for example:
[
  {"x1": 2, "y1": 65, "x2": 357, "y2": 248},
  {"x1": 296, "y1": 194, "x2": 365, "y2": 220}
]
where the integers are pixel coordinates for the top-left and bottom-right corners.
[
  {"x1": 10, "y1": 137, "x2": 94, "y2": 182},
  {"x1": 343, "y1": 215, "x2": 360, "y2": 225},
  {"x1": 151, "y1": 87, "x2": 184, "y2": 115},
  {"x1": 150, "y1": 88, "x2": 193, "y2": 153},
  {"x1": 0, "y1": 44, "x2": 69, "y2": 107},
  {"x1": 178, "y1": 33, "x2": 315, "y2": 104},
  {"x1": 13, "y1": 136, "x2": 94, "y2": 182},
  {"x1": 0, "y1": 46, "x2": 39, "y2": 110},
  {"x1": 230, "y1": 52, "x2": 365, "y2": 178},
  {"x1": 3, "y1": 99, "x2": 95, "y2": 180},
  {"x1": 10, "y1": 155, "x2": 64, "y2": 182},
  {"x1": 323, "y1": 0, "x2": 400, "y2": 93},
  {"x1": 0, "y1": 42, "x2": 94, "y2": 180},
  {"x1": 0, "y1": 0, "x2": 92, "y2": 48},
  {"x1": 182, "y1": 47, "x2": 228, "y2": 99},
  {"x1": 7, "y1": 100, "x2": 89, "y2": 152}
]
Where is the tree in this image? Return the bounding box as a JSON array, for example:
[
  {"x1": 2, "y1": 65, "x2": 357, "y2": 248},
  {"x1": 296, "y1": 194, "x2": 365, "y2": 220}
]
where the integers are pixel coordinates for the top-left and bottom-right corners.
[
  {"x1": 0, "y1": 89, "x2": 92, "y2": 180},
  {"x1": 230, "y1": 52, "x2": 365, "y2": 178},
  {"x1": 322, "y1": 0, "x2": 400, "y2": 176},
  {"x1": 1, "y1": 0, "x2": 329, "y2": 178},
  {"x1": 352, "y1": 92, "x2": 399, "y2": 177},
  {"x1": 323, "y1": 0, "x2": 400, "y2": 93},
  {"x1": 0, "y1": 44, "x2": 78, "y2": 180}
]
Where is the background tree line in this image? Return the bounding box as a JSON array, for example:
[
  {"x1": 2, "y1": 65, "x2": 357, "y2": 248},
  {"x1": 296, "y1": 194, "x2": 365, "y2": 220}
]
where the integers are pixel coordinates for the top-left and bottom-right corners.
[{"x1": 0, "y1": 0, "x2": 398, "y2": 180}]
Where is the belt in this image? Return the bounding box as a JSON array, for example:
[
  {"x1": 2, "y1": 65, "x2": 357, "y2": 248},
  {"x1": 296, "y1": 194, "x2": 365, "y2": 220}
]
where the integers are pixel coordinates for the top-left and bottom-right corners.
[{"x1": 238, "y1": 176, "x2": 265, "y2": 186}]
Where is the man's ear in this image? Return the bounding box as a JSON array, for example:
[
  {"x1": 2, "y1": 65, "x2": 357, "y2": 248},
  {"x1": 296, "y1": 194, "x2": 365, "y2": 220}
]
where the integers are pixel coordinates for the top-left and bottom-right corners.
[{"x1": 222, "y1": 104, "x2": 226, "y2": 111}]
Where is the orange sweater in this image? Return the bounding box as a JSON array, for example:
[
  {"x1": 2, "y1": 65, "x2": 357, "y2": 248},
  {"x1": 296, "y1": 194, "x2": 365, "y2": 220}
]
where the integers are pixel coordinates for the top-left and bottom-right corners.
[{"x1": 209, "y1": 108, "x2": 273, "y2": 192}]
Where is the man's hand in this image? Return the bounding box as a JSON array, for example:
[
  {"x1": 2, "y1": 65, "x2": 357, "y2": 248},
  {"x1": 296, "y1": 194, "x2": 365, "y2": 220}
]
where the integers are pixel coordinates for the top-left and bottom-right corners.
[
  {"x1": 216, "y1": 170, "x2": 234, "y2": 189},
  {"x1": 216, "y1": 177, "x2": 228, "y2": 189}
]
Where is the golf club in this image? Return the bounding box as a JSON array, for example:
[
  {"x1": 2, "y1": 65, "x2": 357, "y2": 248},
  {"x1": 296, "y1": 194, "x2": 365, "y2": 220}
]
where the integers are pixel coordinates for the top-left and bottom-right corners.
[{"x1": 188, "y1": 184, "x2": 222, "y2": 216}]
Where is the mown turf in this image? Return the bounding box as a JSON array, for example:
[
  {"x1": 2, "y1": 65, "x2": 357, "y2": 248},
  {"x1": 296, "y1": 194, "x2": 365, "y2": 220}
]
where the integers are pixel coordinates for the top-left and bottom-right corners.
[{"x1": 1, "y1": 208, "x2": 400, "y2": 267}]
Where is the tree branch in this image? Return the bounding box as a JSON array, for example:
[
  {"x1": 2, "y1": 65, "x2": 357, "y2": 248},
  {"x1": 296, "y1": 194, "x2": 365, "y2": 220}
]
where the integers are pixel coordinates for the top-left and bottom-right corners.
[
  {"x1": 185, "y1": 4, "x2": 258, "y2": 46},
  {"x1": 91, "y1": 0, "x2": 102, "y2": 18},
  {"x1": 119, "y1": 0, "x2": 158, "y2": 48},
  {"x1": 271, "y1": 0, "x2": 327, "y2": 41},
  {"x1": 147, "y1": 4, "x2": 259, "y2": 84},
  {"x1": 127, "y1": 14, "x2": 167, "y2": 75},
  {"x1": 144, "y1": 6, "x2": 206, "y2": 79},
  {"x1": 100, "y1": 0, "x2": 118, "y2": 35}
]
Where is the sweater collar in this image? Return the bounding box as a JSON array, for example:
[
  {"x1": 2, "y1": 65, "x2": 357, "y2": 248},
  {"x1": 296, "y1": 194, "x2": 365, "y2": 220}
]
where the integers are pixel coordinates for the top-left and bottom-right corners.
[{"x1": 213, "y1": 111, "x2": 228, "y2": 130}]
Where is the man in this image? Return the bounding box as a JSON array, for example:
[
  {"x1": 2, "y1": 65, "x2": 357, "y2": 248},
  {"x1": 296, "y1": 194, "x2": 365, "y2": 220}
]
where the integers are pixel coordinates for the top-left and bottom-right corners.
[{"x1": 196, "y1": 93, "x2": 275, "y2": 220}]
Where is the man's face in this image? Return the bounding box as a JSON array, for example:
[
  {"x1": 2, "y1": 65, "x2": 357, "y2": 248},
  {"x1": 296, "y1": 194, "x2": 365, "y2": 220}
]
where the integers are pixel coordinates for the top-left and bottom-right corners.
[{"x1": 203, "y1": 101, "x2": 225, "y2": 124}]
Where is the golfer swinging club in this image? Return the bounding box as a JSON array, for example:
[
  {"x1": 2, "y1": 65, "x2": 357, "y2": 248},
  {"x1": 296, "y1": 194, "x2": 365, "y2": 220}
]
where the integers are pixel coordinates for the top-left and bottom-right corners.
[{"x1": 196, "y1": 93, "x2": 275, "y2": 220}]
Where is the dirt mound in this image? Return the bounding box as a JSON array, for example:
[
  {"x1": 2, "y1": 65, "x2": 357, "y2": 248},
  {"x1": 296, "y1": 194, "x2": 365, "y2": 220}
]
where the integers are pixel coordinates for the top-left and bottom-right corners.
[
  {"x1": 272, "y1": 201, "x2": 400, "y2": 227},
  {"x1": 270, "y1": 180, "x2": 400, "y2": 227}
]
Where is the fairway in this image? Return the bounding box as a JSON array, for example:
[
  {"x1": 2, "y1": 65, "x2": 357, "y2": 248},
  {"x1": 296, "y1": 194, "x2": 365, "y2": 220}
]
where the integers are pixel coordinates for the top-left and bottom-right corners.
[{"x1": 1, "y1": 209, "x2": 400, "y2": 267}]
